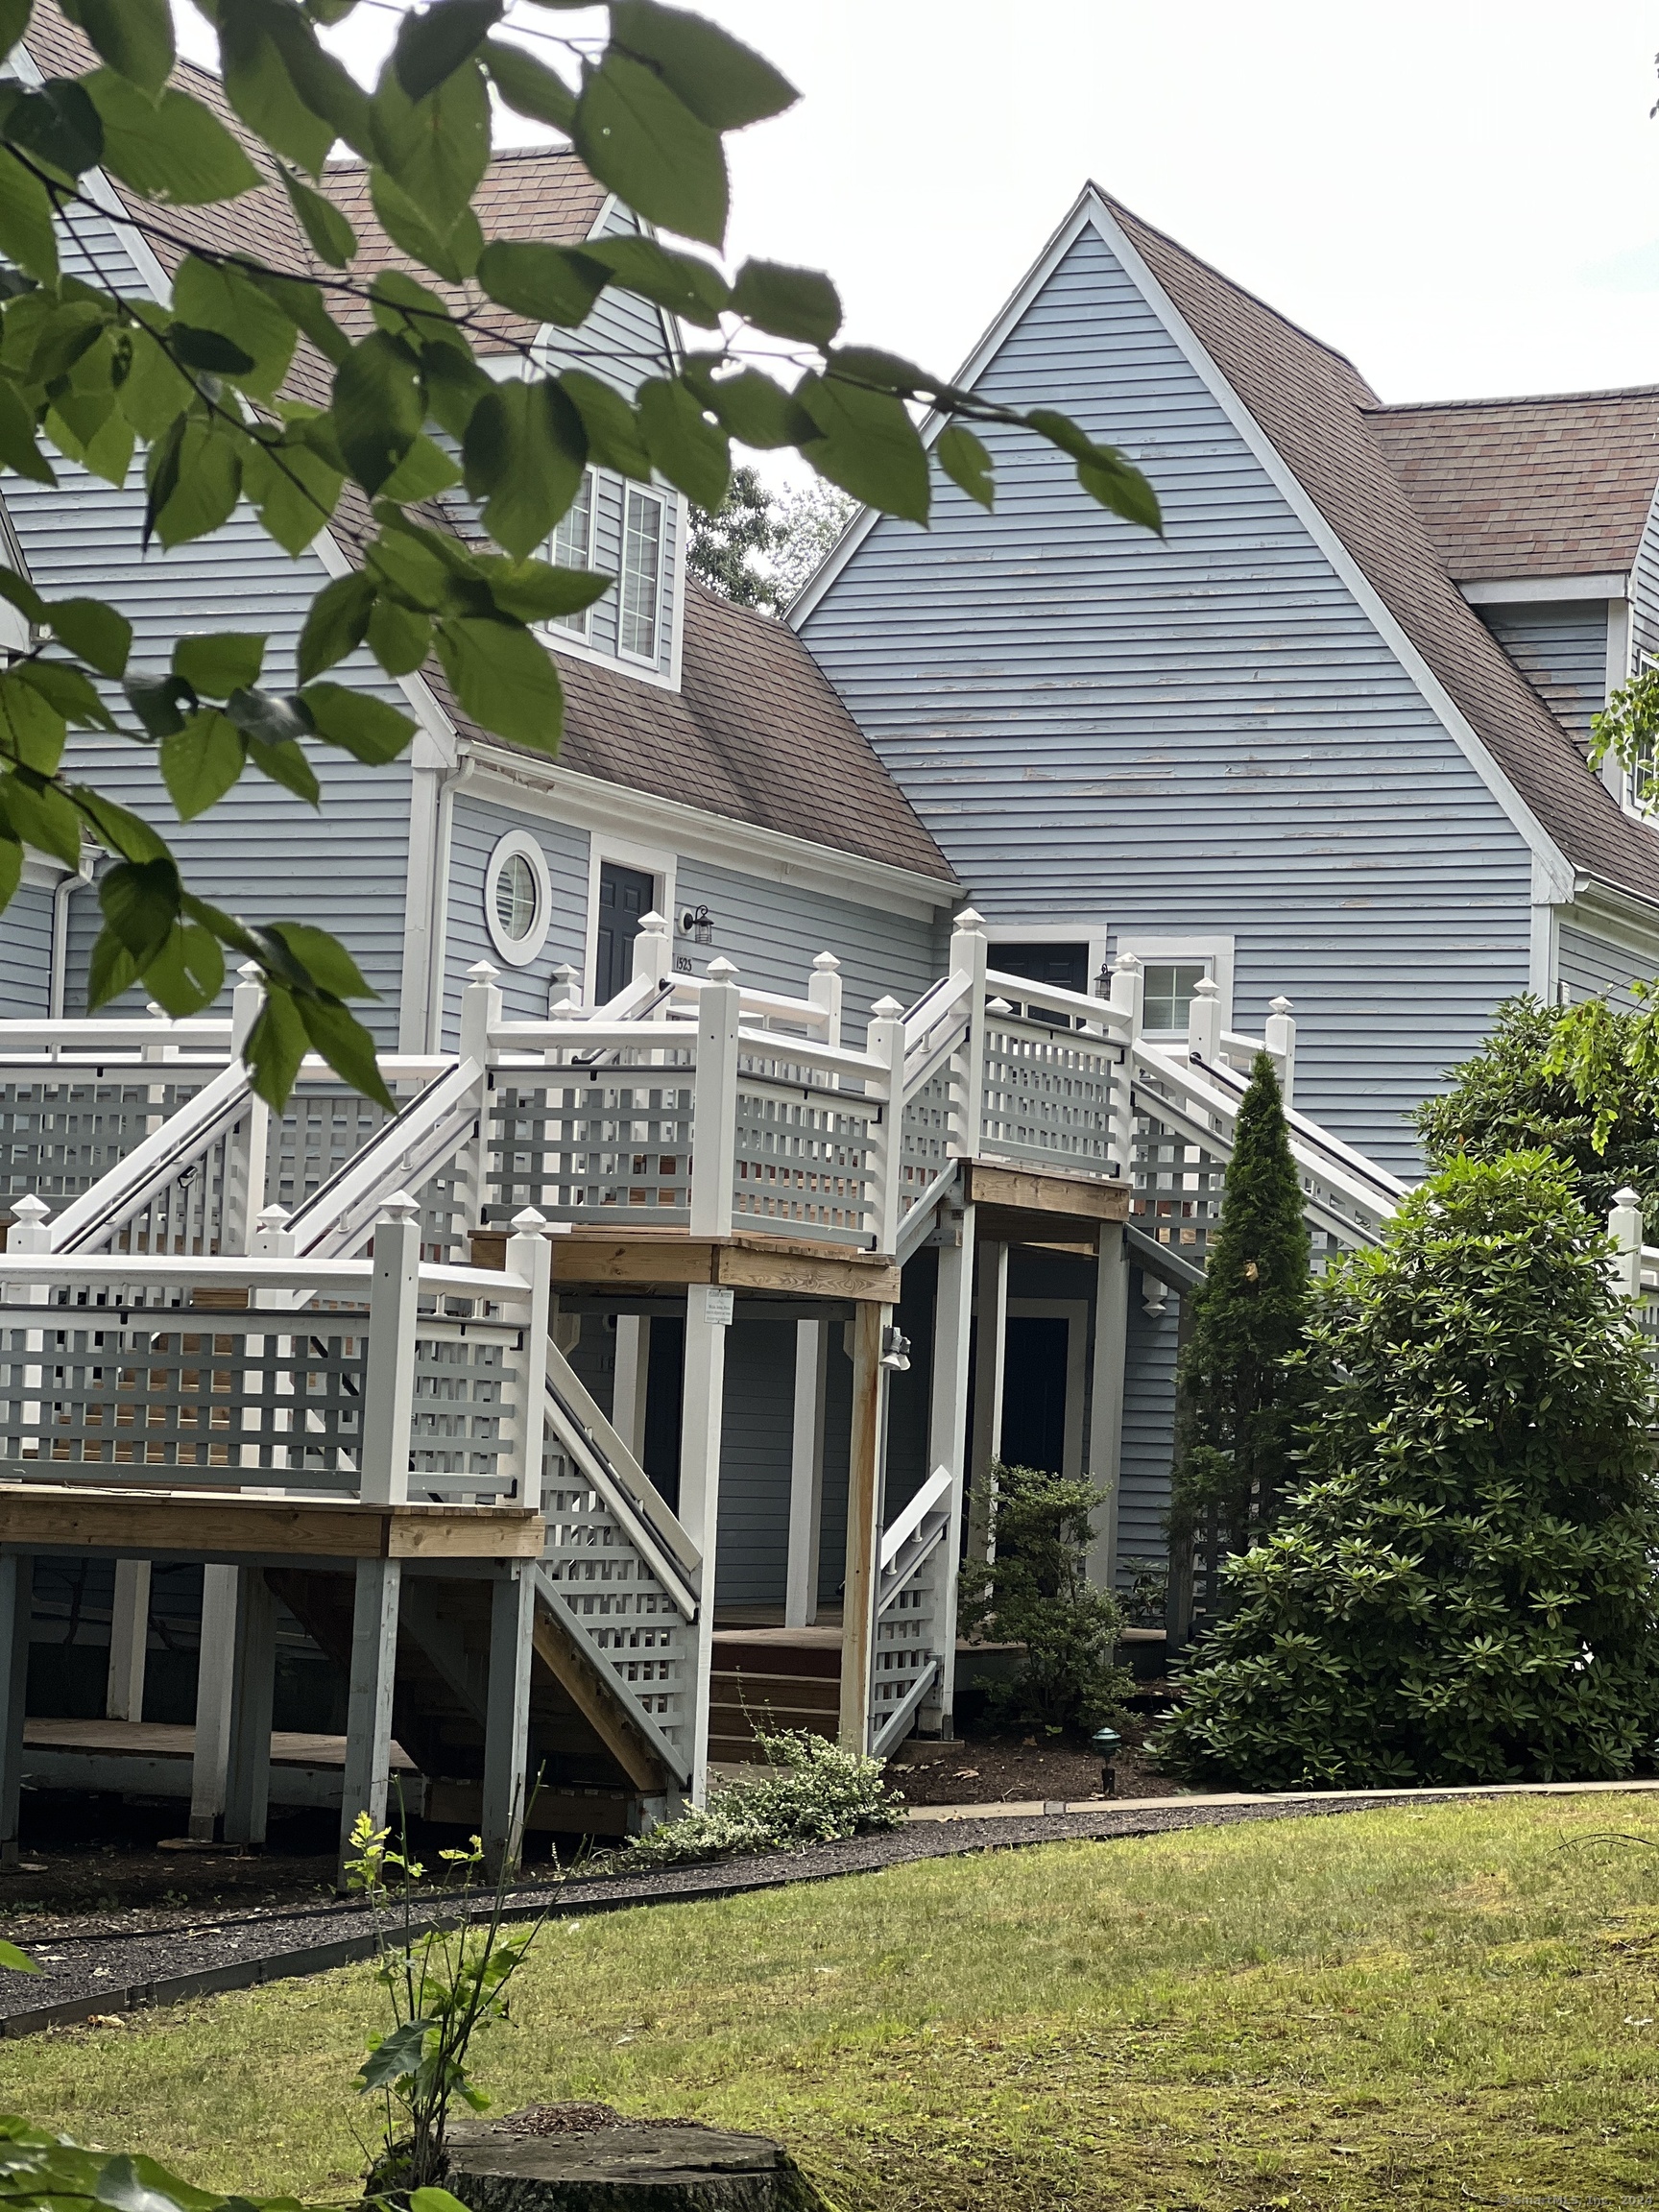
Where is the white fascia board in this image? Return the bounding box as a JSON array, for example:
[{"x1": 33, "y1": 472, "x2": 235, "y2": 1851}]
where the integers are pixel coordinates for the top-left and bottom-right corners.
[
  {"x1": 462, "y1": 745, "x2": 961, "y2": 922},
  {"x1": 1460, "y1": 574, "x2": 1628, "y2": 605},
  {"x1": 1562, "y1": 872, "x2": 1659, "y2": 962}
]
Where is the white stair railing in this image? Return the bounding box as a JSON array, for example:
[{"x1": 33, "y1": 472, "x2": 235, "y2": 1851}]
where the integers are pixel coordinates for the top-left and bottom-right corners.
[{"x1": 870, "y1": 1462, "x2": 953, "y2": 1756}]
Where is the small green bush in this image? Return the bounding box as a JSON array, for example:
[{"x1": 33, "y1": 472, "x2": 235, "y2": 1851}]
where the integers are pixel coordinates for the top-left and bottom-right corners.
[
  {"x1": 621, "y1": 1728, "x2": 905, "y2": 1867},
  {"x1": 959, "y1": 1462, "x2": 1131, "y2": 1735}
]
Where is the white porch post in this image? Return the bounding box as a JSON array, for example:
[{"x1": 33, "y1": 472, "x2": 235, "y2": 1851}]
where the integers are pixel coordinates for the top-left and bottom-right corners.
[
  {"x1": 189, "y1": 1564, "x2": 238, "y2": 1840},
  {"x1": 784, "y1": 1318, "x2": 829, "y2": 1627},
  {"x1": 1264, "y1": 996, "x2": 1297, "y2": 1107},
  {"x1": 923, "y1": 1198, "x2": 976, "y2": 1736},
  {"x1": 481, "y1": 1564, "x2": 536, "y2": 1877},
  {"x1": 838, "y1": 1300, "x2": 890, "y2": 1752},
  {"x1": 680, "y1": 1284, "x2": 731, "y2": 1801},
  {"x1": 106, "y1": 1559, "x2": 151, "y2": 1723},
  {"x1": 223, "y1": 1568, "x2": 278, "y2": 1848},
  {"x1": 1088, "y1": 1223, "x2": 1130, "y2": 1589},
  {"x1": 360, "y1": 1194, "x2": 421, "y2": 1506},
  {"x1": 338, "y1": 1556, "x2": 402, "y2": 1882},
  {"x1": 612, "y1": 1315, "x2": 651, "y2": 1463},
  {"x1": 966, "y1": 1238, "x2": 1009, "y2": 1561},
  {"x1": 0, "y1": 1554, "x2": 32, "y2": 1865}
]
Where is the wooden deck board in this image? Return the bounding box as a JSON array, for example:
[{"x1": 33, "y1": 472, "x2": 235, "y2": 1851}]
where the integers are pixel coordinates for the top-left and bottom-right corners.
[
  {"x1": 0, "y1": 1488, "x2": 544, "y2": 1559},
  {"x1": 22, "y1": 1718, "x2": 419, "y2": 1770}
]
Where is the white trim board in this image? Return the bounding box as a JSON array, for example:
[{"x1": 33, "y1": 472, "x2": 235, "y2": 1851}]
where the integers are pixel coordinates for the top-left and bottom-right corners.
[
  {"x1": 583, "y1": 832, "x2": 677, "y2": 1003},
  {"x1": 1460, "y1": 574, "x2": 1628, "y2": 606},
  {"x1": 1113, "y1": 931, "x2": 1236, "y2": 1031},
  {"x1": 787, "y1": 184, "x2": 1575, "y2": 904}
]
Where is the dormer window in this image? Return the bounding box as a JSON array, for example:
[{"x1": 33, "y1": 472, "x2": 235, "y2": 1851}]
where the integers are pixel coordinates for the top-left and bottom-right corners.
[
  {"x1": 619, "y1": 487, "x2": 664, "y2": 662},
  {"x1": 550, "y1": 469, "x2": 595, "y2": 637}
]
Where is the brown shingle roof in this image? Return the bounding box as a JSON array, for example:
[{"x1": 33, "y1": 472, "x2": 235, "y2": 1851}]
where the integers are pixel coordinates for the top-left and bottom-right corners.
[
  {"x1": 1100, "y1": 188, "x2": 1659, "y2": 907},
  {"x1": 1366, "y1": 389, "x2": 1659, "y2": 583}
]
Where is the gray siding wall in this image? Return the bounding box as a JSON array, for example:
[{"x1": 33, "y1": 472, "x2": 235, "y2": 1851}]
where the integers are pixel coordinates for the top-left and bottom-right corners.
[
  {"x1": 1117, "y1": 1275, "x2": 1180, "y2": 1575},
  {"x1": 1479, "y1": 601, "x2": 1608, "y2": 750},
  {"x1": 712, "y1": 1318, "x2": 796, "y2": 1607},
  {"x1": 0, "y1": 880, "x2": 55, "y2": 1016},
  {"x1": 798, "y1": 224, "x2": 1536, "y2": 1172},
  {"x1": 1557, "y1": 918, "x2": 1659, "y2": 1006},
  {"x1": 1631, "y1": 483, "x2": 1659, "y2": 666},
  {"x1": 441, "y1": 796, "x2": 589, "y2": 1033}
]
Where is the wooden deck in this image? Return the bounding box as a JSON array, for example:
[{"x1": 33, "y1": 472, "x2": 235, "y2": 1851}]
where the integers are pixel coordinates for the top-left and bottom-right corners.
[
  {"x1": 0, "y1": 1489, "x2": 545, "y2": 1559},
  {"x1": 18, "y1": 1718, "x2": 422, "y2": 1814}
]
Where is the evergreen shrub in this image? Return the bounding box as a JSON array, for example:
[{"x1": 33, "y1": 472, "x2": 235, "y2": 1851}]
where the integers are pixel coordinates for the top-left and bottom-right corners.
[{"x1": 1153, "y1": 1152, "x2": 1659, "y2": 1789}]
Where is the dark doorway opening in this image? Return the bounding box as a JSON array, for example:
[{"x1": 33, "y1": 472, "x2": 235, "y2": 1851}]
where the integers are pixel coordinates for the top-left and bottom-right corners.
[
  {"x1": 595, "y1": 861, "x2": 656, "y2": 1004},
  {"x1": 998, "y1": 1315, "x2": 1070, "y2": 1474},
  {"x1": 642, "y1": 1314, "x2": 685, "y2": 1513}
]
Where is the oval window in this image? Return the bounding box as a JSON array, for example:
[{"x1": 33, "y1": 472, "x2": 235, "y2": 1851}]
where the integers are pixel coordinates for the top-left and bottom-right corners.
[
  {"x1": 482, "y1": 830, "x2": 552, "y2": 965},
  {"x1": 494, "y1": 851, "x2": 539, "y2": 942}
]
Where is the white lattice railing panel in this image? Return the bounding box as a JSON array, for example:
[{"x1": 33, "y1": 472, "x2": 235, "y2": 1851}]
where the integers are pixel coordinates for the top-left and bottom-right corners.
[
  {"x1": 897, "y1": 1062, "x2": 957, "y2": 1227},
  {"x1": 99, "y1": 1112, "x2": 260, "y2": 1258},
  {"x1": 407, "y1": 1317, "x2": 525, "y2": 1500},
  {"x1": 980, "y1": 1013, "x2": 1126, "y2": 1179},
  {"x1": 269, "y1": 1087, "x2": 391, "y2": 1215},
  {"x1": 488, "y1": 1071, "x2": 696, "y2": 1226},
  {"x1": 731, "y1": 1055, "x2": 881, "y2": 1244},
  {"x1": 0, "y1": 1075, "x2": 216, "y2": 1210}
]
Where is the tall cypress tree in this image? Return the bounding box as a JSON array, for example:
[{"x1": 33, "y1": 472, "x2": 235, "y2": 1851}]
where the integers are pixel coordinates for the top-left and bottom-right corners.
[{"x1": 1169, "y1": 1051, "x2": 1311, "y2": 1567}]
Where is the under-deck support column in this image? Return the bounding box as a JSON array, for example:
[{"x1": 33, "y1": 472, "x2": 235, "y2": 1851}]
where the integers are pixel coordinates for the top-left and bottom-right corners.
[
  {"x1": 223, "y1": 1568, "x2": 278, "y2": 1847},
  {"x1": 106, "y1": 1559, "x2": 151, "y2": 1723},
  {"x1": 338, "y1": 1557, "x2": 402, "y2": 1883},
  {"x1": 481, "y1": 1564, "x2": 536, "y2": 1877},
  {"x1": 189, "y1": 1563, "x2": 238, "y2": 1840},
  {"x1": 838, "y1": 1301, "x2": 890, "y2": 1753},
  {"x1": 612, "y1": 1315, "x2": 651, "y2": 1464},
  {"x1": 681, "y1": 1285, "x2": 731, "y2": 1802},
  {"x1": 966, "y1": 1238, "x2": 1009, "y2": 1561},
  {"x1": 0, "y1": 1554, "x2": 33, "y2": 1866},
  {"x1": 784, "y1": 1319, "x2": 829, "y2": 1628},
  {"x1": 1088, "y1": 1224, "x2": 1130, "y2": 1590},
  {"x1": 923, "y1": 1202, "x2": 976, "y2": 1736}
]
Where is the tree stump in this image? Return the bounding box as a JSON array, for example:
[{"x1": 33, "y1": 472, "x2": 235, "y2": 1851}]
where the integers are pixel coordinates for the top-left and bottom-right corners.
[{"x1": 443, "y1": 2105, "x2": 829, "y2": 2212}]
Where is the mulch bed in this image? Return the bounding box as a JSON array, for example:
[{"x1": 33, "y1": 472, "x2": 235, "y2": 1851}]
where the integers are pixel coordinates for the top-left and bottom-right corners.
[{"x1": 890, "y1": 1733, "x2": 1172, "y2": 1805}]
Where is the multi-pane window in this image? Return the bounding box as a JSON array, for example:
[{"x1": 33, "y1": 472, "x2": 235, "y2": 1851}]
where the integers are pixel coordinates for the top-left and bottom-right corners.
[
  {"x1": 1141, "y1": 960, "x2": 1209, "y2": 1033},
  {"x1": 549, "y1": 470, "x2": 594, "y2": 635},
  {"x1": 619, "y1": 487, "x2": 664, "y2": 661}
]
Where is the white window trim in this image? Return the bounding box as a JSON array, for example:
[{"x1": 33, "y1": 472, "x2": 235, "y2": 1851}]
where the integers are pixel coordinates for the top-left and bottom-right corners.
[
  {"x1": 550, "y1": 468, "x2": 597, "y2": 641},
  {"x1": 984, "y1": 920, "x2": 1111, "y2": 997},
  {"x1": 484, "y1": 829, "x2": 554, "y2": 967},
  {"x1": 584, "y1": 832, "x2": 677, "y2": 1005},
  {"x1": 618, "y1": 484, "x2": 667, "y2": 667},
  {"x1": 1114, "y1": 933, "x2": 1236, "y2": 1034}
]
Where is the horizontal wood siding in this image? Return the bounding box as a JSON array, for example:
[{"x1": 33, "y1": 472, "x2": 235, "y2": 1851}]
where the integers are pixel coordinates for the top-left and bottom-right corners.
[
  {"x1": 1631, "y1": 485, "x2": 1659, "y2": 664},
  {"x1": 711, "y1": 1317, "x2": 795, "y2": 1607},
  {"x1": 1118, "y1": 1275, "x2": 1180, "y2": 1575},
  {"x1": 798, "y1": 226, "x2": 1535, "y2": 1171},
  {"x1": 1479, "y1": 601, "x2": 1608, "y2": 750},
  {"x1": 1557, "y1": 919, "x2": 1659, "y2": 1006},
  {"x1": 0, "y1": 881, "x2": 54, "y2": 1016},
  {"x1": 440, "y1": 795, "x2": 589, "y2": 1039}
]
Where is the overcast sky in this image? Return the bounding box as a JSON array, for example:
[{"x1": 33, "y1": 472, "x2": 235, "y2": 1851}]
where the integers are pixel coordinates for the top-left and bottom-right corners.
[{"x1": 179, "y1": 1, "x2": 1659, "y2": 403}]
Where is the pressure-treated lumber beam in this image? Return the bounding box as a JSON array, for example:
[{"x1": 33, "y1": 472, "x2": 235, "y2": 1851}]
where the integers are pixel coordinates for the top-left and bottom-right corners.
[
  {"x1": 1088, "y1": 1224, "x2": 1130, "y2": 1589},
  {"x1": 106, "y1": 1560, "x2": 150, "y2": 1723},
  {"x1": 965, "y1": 1160, "x2": 1130, "y2": 1224},
  {"x1": 0, "y1": 1491, "x2": 542, "y2": 1559}
]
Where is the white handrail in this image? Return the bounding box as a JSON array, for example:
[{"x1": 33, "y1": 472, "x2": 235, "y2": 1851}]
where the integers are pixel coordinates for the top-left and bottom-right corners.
[
  {"x1": 285, "y1": 1057, "x2": 484, "y2": 1259},
  {"x1": 42, "y1": 1059, "x2": 252, "y2": 1252},
  {"x1": 984, "y1": 969, "x2": 1130, "y2": 1037},
  {"x1": 0, "y1": 1253, "x2": 530, "y2": 1300},
  {"x1": 879, "y1": 1462, "x2": 952, "y2": 1575}
]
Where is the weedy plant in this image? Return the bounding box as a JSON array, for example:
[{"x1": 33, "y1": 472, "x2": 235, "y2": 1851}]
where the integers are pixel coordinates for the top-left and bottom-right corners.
[{"x1": 621, "y1": 1727, "x2": 904, "y2": 1868}]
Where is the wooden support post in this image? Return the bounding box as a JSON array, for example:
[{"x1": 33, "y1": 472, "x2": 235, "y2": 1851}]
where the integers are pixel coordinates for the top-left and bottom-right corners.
[
  {"x1": 338, "y1": 1557, "x2": 402, "y2": 1883},
  {"x1": 223, "y1": 1568, "x2": 278, "y2": 1847},
  {"x1": 189, "y1": 1563, "x2": 238, "y2": 1841},
  {"x1": 481, "y1": 1565, "x2": 535, "y2": 1878},
  {"x1": 0, "y1": 1554, "x2": 32, "y2": 1866},
  {"x1": 106, "y1": 1559, "x2": 150, "y2": 1723},
  {"x1": 923, "y1": 1201, "x2": 975, "y2": 1735},
  {"x1": 612, "y1": 1314, "x2": 651, "y2": 1463},
  {"x1": 785, "y1": 1318, "x2": 829, "y2": 1627},
  {"x1": 680, "y1": 1283, "x2": 731, "y2": 1800},
  {"x1": 966, "y1": 1238, "x2": 1008, "y2": 1561},
  {"x1": 838, "y1": 1301, "x2": 889, "y2": 1753},
  {"x1": 1088, "y1": 1224, "x2": 1130, "y2": 1590},
  {"x1": 361, "y1": 1194, "x2": 421, "y2": 1505}
]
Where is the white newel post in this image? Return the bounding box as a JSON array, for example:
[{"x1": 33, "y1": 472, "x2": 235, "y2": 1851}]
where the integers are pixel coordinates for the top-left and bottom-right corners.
[
  {"x1": 950, "y1": 908, "x2": 988, "y2": 1156},
  {"x1": 689, "y1": 957, "x2": 740, "y2": 1238},
  {"x1": 229, "y1": 963, "x2": 270, "y2": 1254},
  {"x1": 808, "y1": 951, "x2": 843, "y2": 1047},
  {"x1": 1108, "y1": 951, "x2": 1142, "y2": 1181},
  {"x1": 1187, "y1": 975, "x2": 1221, "y2": 1066},
  {"x1": 459, "y1": 959, "x2": 501, "y2": 1233},
  {"x1": 504, "y1": 1208, "x2": 553, "y2": 1511},
  {"x1": 106, "y1": 1560, "x2": 151, "y2": 1723},
  {"x1": 868, "y1": 997, "x2": 907, "y2": 1256},
  {"x1": 632, "y1": 910, "x2": 673, "y2": 986},
  {"x1": 785, "y1": 1318, "x2": 830, "y2": 1627},
  {"x1": 548, "y1": 963, "x2": 583, "y2": 1013},
  {"x1": 360, "y1": 1193, "x2": 421, "y2": 1505},
  {"x1": 681, "y1": 1281, "x2": 732, "y2": 1802},
  {"x1": 1608, "y1": 1188, "x2": 1645, "y2": 1301},
  {"x1": 1264, "y1": 996, "x2": 1297, "y2": 1108}
]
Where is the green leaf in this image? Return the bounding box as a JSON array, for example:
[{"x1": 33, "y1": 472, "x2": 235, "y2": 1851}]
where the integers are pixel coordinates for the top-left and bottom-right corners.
[
  {"x1": 13, "y1": 660, "x2": 116, "y2": 732},
  {"x1": 1023, "y1": 408, "x2": 1162, "y2": 533},
  {"x1": 580, "y1": 234, "x2": 730, "y2": 327},
  {"x1": 240, "y1": 433, "x2": 343, "y2": 556},
  {"x1": 474, "y1": 239, "x2": 607, "y2": 329},
  {"x1": 637, "y1": 375, "x2": 728, "y2": 508},
  {"x1": 4, "y1": 80, "x2": 104, "y2": 180},
  {"x1": 475, "y1": 554, "x2": 612, "y2": 624},
  {"x1": 124, "y1": 671, "x2": 195, "y2": 740},
  {"x1": 60, "y1": 0, "x2": 175, "y2": 95},
  {"x1": 84, "y1": 73, "x2": 260, "y2": 204},
  {"x1": 169, "y1": 325, "x2": 256, "y2": 377},
  {"x1": 172, "y1": 256, "x2": 297, "y2": 397},
  {"x1": 730, "y1": 260, "x2": 840, "y2": 347},
  {"x1": 141, "y1": 920, "x2": 224, "y2": 1019},
  {"x1": 333, "y1": 330, "x2": 423, "y2": 494},
  {"x1": 0, "y1": 566, "x2": 43, "y2": 628},
  {"x1": 244, "y1": 732, "x2": 320, "y2": 805},
  {"x1": 47, "y1": 596, "x2": 131, "y2": 677},
  {"x1": 70, "y1": 784, "x2": 170, "y2": 863},
  {"x1": 243, "y1": 270, "x2": 353, "y2": 368},
  {"x1": 147, "y1": 417, "x2": 242, "y2": 549},
  {"x1": 174, "y1": 633, "x2": 267, "y2": 700},
  {"x1": 370, "y1": 56, "x2": 489, "y2": 228},
  {"x1": 160, "y1": 708, "x2": 246, "y2": 823},
  {"x1": 86, "y1": 922, "x2": 140, "y2": 1009},
  {"x1": 378, "y1": 434, "x2": 461, "y2": 504},
  {"x1": 0, "y1": 828, "x2": 19, "y2": 912},
  {"x1": 0, "y1": 671, "x2": 65, "y2": 772},
  {"x1": 370, "y1": 267, "x2": 456, "y2": 344},
  {"x1": 682, "y1": 362, "x2": 812, "y2": 450},
  {"x1": 609, "y1": 1, "x2": 796, "y2": 130},
  {"x1": 300, "y1": 681, "x2": 419, "y2": 763},
  {"x1": 795, "y1": 371, "x2": 927, "y2": 523},
  {"x1": 935, "y1": 423, "x2": 994, "y2": 510},
  {"x1": 0, "y1": 772, "x2": 80, "y2": 866},
  {"x1": 573, "y1": 53, "x2": 726, "y2": 250},
  {"x1": 409, "y1": 2192, "x2": 471, "y2": 2212},
  {"x1": 113, "y1": 326, "x2": 192, "y2": 441},
  {"x1": 279, "y1": 165, "x2": 357, "y2": 267},
  {"x1": 366, "y1": 524, "x2": 458, "y2": 611},
  {"x1": 395, "y1": 0, "x2": 503, "y2": 104},
  {"x1": 298, "y1": 570, "x2": 376, "y2": 683},
  {"x1": 463, "y1": 377, "x2": 586, "y2": 560},
  {"x1": 421, "y1": 339, "x2": 493, "y2": 441},
  {"x1": 0, "y1": 148, "x2": 60, "y2": 284},
  {"x1": 436, "y1": 614, "x2": 562, "y2": 752},
  {"x1": 0, "y1": 376, "x2": 55, "y2": 485},
  {"x1": 483, "y1": 39, "x2": 576, "y2": 132},
  {"x1": 268, "y1": 920, "x2": 376, "y2": 999},
  {"x1": 559, "y1": 370, "x2": 651, "y2": 479},
  {"x1": 369, "y1": 165, "x2": 483, "y2": 285},
  {"x1": 243, "y1": 985, "x2": 308, "y2": 1107},
  {"x1": 218, "y1": 4, "x2": 335, "y2": 176},
  {"x1": 297, "y1": 993, "x2": 396, "y2": 1112},
  {"x1": 99, "y1": 855, "x2": 180, "y2": 962},
  {"x1": 366, "y1": 596, "x2": 433, "y2": 676},
  {"x1": 0, "y1": 1938, "x2": 38, "y2": 1974}
]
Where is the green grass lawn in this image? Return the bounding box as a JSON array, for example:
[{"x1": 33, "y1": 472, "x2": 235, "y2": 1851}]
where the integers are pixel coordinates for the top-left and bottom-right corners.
[{"x1": 6, "y1": 1797, "x2": 1659, "y2": 2210}]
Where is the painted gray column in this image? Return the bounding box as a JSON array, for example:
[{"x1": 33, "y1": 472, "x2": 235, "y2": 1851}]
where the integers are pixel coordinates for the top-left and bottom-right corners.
[
  {"x1": 338, "y1": 1557, "x2": 402, "y2": 1882},
  {"x1": 1088, "y1": 1224, "x2": 1130, "y2": 1589},
  {"x1": 680, "y1": 1284, "x2": 731, "y2": 1802},
  {"x1": 223, "y1": 1568, "x2": 278, "y2": 1847},
  {"x1": 481, "y1": 1564, "x2": 536, "y2": 1877},
  {"x1": 106, "y1": 1559, "x2": 150, "y2": 1723},
  {"x1": 0, "y1": 1554, "x2": 32, "y2": 1866},
  {"x1": 837, "y1": 1301, "x2": 890, "y2": 1752},
  {"x1": 924, "y1": 1201, "x2": 976, "y2": 1736},
  {"x1": 966, "y1": 1238, "x2": 1008, "y2": 1560},
  {"x1": 189, "y1": 1564, "x2": 239, "y2": 1840},
  {"x1": 784, "y1": 1318, "x2": 829, "y2": 1628}
]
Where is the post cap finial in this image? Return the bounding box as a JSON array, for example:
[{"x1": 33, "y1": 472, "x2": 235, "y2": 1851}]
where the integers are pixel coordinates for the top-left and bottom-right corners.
[
  {"x1": 953, "y1": 906, "x2": 983, "y2": 929},
  {"x1": 1268, "y1": 995, "x2": 1294, "y2": 1016},
  {"x1": 256, "y1": 1203, "x2": 291, "y2": 1227},
  {"x1": 986, "y1": 997, "x2": 1013, "y2": 1016},
  {"x1": 1615, "y1": 1187, "x2": 1644, "y2": 1208},
  {"x1": 236, "y1": 961, "x2": 263, "y2": 984},
  {"x1": 812, "y1": 950, "x2": 840, "y2": 973},
  {"x1": 1114, "y1": 950, "x2": 1141, "y2": 972},
  {"x1": 379, "y1": 1190, "x2": 421, "y2": 1223},
  {"x1": 1192, "y1": 976, "x2": 1220, "y2": 998},
  {"x1": 510, "y1": 1207, "x2": 550, "y2": 1234},
  {"x1": 638, "y1": 910, "x2": 669, "y2": 934},
  {"x1": 146, "y1": 1001, "x2": 167, "y2": 1021},
  {"x1": 11, "y1": 1194, "x2": 48, "y2": 1222},
  {"x1": 871, "y1": 995, "x2": 905, "y2": 1017},
  {"x1": 705, "y1": 955, "x2": 739, "y2": 980},
  {"x1": 466, "y1": 959, "x2": 499, "y2": 984}
]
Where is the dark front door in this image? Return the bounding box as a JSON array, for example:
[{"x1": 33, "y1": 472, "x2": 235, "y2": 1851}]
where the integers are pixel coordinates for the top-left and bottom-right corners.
[
  {"x1": 594, "y1": 862, "x2": 656, "y2": 1004},
  {"x1": 990, "y1": 941, "x2": 1090, "y2": 1024}
]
